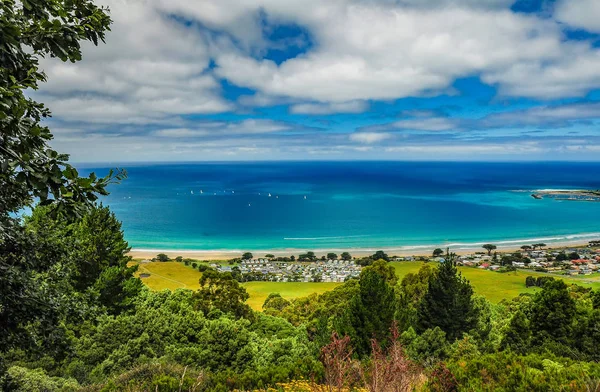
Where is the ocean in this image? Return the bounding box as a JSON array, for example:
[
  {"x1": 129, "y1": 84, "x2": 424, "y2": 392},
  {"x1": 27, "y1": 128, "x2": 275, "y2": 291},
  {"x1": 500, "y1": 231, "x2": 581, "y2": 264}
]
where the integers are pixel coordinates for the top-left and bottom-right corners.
[{"x1": 79, "y1": 161, "x2": 600, "y2": 253}]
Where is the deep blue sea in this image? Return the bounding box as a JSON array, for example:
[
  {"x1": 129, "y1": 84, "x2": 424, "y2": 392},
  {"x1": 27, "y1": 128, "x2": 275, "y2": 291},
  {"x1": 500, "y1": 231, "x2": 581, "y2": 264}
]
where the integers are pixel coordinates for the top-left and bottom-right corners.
[{"x1": 78, "y1": 161, "x2": 600, "y2": 253}]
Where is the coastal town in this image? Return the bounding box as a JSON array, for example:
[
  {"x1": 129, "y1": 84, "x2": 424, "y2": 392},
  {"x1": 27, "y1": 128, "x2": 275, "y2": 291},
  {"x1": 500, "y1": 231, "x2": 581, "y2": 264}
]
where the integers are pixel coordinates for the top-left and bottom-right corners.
[
  {"x1": 176, "y1": 240, "x2": 600, "y2": 283},
  {"x1": 399, "y1": 242, "x2": 600, "y2": 276},
  {"x1": 213, "y1": 258, "x2": 362, "y2": 282}
]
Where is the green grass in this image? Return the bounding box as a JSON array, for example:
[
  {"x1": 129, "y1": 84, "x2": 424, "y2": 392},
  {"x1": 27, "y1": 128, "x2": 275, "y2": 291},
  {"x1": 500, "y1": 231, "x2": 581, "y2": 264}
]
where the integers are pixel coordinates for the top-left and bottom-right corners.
[
  {"x1": 391, "y1": 262, "x2": 600, "y2": 303},
  {"x1": 133, "y1": 261, "x2": 600, "y2": 311},
  {"x1": 243, "y1": 281, "x2": 341, "y2": 310},
  {"x1": 132, "y1": 261, "x2": 341, "y2": 310}
]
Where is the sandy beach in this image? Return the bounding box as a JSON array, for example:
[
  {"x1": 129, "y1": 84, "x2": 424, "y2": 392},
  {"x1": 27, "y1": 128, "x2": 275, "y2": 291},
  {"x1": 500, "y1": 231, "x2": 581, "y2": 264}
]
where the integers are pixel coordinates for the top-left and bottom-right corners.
[{"x1": 128, "y1": 240, "x2": 595, "y2": 260}]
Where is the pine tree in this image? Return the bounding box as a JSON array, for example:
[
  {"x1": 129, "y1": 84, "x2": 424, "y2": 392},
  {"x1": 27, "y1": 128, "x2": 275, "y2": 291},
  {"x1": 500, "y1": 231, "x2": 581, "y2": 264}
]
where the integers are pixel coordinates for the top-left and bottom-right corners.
[
  {"x1": 500, "y1": 310, "x2": 531, "y2": 354},
  {"x1": 343, "y1": 268, "x2": 396, "y2": 357},
  {"x1": 417, "y1": 253, "x2": 478, "y2": 342}
]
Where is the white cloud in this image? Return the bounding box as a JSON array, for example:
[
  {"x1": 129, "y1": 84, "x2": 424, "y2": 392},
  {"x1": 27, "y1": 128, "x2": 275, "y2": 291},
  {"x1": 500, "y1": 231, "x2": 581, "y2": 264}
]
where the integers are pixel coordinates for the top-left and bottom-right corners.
[
  {"x1": 36, "y1": 0, "x2": 231, "y2": 125},
  {"x1": 385, "y1": 143, "x2": 545, "y2": 155},
  {"x1": 153, "y1": 119, "x2": 290, "y2": 137},
  {"x1": 480, "y1": 102, "x2": 600, "y2": 127},
  {"x1": 392, "y1": 117, "x2": 457, "y2": 131},
  {"x1": 483, "y1": 46, "x2": 600, "y2": 99},
  {"x1": 29, "y1": 0, "x2": 600, "y2": 162},
  {"x1": 212, "y1": 2, "x2": 600, "y2": 101},
  {"x1": 349, "y1": 132, "x2": 392, "y2": 143},
  {"x1": 290, "y1": 101, "x2": 368, "y2": 114},
  {"x1": 555, "y1": 0, "x2": 600, "y2": 33}
]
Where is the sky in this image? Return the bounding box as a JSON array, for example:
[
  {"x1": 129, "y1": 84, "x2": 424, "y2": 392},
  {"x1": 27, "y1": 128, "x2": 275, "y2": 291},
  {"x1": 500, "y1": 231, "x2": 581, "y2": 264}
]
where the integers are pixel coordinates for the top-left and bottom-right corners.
[{"x1": 37, "y1": 0, "x2": 600, "y2": 162}]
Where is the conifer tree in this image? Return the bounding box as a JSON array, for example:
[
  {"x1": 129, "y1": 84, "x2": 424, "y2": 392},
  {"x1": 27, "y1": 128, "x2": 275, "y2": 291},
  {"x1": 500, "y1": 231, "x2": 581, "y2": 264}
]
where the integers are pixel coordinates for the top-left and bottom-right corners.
[
  {"x1": 344, "y1": 268, "x2": 396, "y2": 357},
  {"x1": 500, "y1": 310, "x2": 531, "y2": 354},
  {"x1": 417, "y1": 252, "x2": 478, "y2": 342}
]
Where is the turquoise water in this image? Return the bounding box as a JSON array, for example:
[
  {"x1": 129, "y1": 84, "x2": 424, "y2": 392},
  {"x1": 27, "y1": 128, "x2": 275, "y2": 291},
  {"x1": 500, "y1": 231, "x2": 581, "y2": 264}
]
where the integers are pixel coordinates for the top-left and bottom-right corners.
[{"x1": 79, "y1": 161, "x2": 600, "y2": 252}]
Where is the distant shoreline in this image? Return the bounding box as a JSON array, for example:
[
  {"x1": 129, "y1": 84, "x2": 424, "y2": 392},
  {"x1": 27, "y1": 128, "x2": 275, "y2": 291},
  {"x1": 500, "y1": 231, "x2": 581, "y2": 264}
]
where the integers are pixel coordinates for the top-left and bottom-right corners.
[{"x1": 128, "y1": 238, "x2": 598, "y2": 260}]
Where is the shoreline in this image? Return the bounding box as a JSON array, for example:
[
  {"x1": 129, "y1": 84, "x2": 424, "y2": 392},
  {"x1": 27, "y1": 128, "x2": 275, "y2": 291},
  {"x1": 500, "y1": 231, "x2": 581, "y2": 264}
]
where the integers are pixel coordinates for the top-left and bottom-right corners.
[{"x1": 128, "y1": 238, "x2": 599, "y2": 261}]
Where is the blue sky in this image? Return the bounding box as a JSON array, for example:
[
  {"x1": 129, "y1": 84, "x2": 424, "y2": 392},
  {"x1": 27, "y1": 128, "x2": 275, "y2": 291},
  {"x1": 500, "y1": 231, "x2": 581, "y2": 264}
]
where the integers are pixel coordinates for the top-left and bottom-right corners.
[{"x1": 37, "y1": 0, "x2": 600, "y2": 162}]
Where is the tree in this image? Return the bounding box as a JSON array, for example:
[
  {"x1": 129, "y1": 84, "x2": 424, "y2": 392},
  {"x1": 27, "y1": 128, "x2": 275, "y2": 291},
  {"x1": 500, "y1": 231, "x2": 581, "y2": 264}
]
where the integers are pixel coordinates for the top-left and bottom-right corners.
[
  {"x1": 242, "y1": 252, "x2": 253, "y2": 260},
  {"x1": 290, "y1": 255, "x2": 296, "y2": 261},
  {"x1": 433, "y1": 248, "x2": 444, "y2": 257},
  {"x1": 155, "y1": 253, "x2": 170, "y2": 262},
  {"x1": 363, "y1": 259, "x2": 398, "y2": 286},
  {"x1": 262, "y1": 293, "x2": 291, "y2": 312},
  {"x1": 265, "y1": 254, "x2": 274, "y2": 259},
  {"x1": 327, "y1": 252, "x2": 338, "y2": 260},
  {"x1": 500, "y1": 310, "x2": 531, "y2": 354},
  {"x1": 397, "y1": 264, "x2": 437, "y2": 332},
  {"x1": 342, "y1": 268, "x2": 396, "y2": 357},
  {"x1": 530, "y1": 279, "x2": 576, "y2": 345},
  {"x1": 482, "y1": 244, "x2": 497, "y2": 256},
  {"x1": 25, "y1": 205, "x2": 141, "y2": 312},
  {"x1": 0, "y1": 0, "x2": 122, "y2": 369},
  {"x1": 569, "y1": 252, "x2": 580, "y2": 260},
  {"x1": 525, "y1": 276, "x2": 536, "y2": 287},
  {"x1": 175, "y1": 256, "x2": 183, "y2": 262},
  {"x1": 520, "y1": 245, "x2": 532, "y2": 251},
  {"x1": 372, "y1": 250, "x2": 390, "y2": 261},
  {"x1": 299, "y1": 251, "x2": 316, "y2": 261},
  {"x1": 417, "y1": 255, "x2": 478, "y2": 342},
  {"x1": 341, "y1": 252, "x2": 352, "y2": 261},
  {"x1": 192, "y1": 269, "x2": 253, "y2": 319},
  {"x1": 534, "y1": 243, "x2": 546, "y2": 250},
  {"x1": 556, "y1": 252, "x2": 568, "y2": 262}
]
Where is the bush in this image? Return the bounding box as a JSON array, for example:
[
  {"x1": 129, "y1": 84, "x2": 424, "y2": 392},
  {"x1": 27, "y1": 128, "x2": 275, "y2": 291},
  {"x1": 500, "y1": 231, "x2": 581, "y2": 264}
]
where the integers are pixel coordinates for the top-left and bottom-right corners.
[
  {"x1": 79, "y1": 362, "x2": 206, "y2": 392},
  {"x1": 7, "y1": 366, "x2": 79, "y2": 392}
]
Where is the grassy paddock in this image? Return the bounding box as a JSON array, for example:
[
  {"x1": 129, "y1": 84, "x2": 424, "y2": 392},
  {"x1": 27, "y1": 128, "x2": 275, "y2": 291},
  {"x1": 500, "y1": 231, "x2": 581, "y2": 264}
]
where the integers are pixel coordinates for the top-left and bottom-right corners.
[{"x1": 132, "y1": 261, "x2": 600, "y2": 310}]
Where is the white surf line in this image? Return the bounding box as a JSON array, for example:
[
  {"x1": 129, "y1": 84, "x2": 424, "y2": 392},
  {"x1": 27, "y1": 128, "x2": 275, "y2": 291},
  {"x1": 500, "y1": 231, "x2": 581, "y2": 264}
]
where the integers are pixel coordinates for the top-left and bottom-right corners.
[{"x1": 137, "y1": 264, "x2": 189, "y2": 288}]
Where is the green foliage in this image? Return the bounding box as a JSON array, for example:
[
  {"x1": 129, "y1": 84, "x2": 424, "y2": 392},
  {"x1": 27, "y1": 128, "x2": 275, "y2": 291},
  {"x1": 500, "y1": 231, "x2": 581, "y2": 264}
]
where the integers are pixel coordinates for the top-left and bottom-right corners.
[
  {"x1": 25, "y1": 205, "x2": 142, "y2": 313},
  {"x1": 417, "y1": 256, "x2": 478, "y2": 342},
  {"x1": 530, "y1": 279, "x2": 576, "y2": 345},
  {"x1": 447, "y1": 351, "x2": 600, "y2": 392},
  {"x1": 192, "y1": 269, "x2": 253, "y2": 319},
  {"x1": 433, "y1": 248, "x2": 444, "y2": 257},
  {"x1": 0, "y1": 0, "x2": 126, "y2": 377},
  {"x1": 371, "y1": 250, "x2": 389, "y2": 261},
  {"x1": 263, "y1": 293, "x2": 291, "y2": 312},
  {"x1": 298, "y1": 251, "x2": 317, "y2": 261},
  {"x1": 362, "y1": 259, "x2": 398, "y2": 286},
  {"x1": 402, "y1": 327, "x2": 449, "y2": 364},
  {"x1": 341, "y1": 252, "x2": 352, "y2": 261},
  {"x1": 6, "y1": 366, "x2": 79, "y2": 392},
  {"x1": 341, "y1": 268, "x2": 396, "y2": 357},
  {"x1": 155, "y1": 253, "x2": 170, "y2": 262},
  {"x1": 501, "y1": 310, "x2": 531, "y2": 354},
  {"x1": 242, "y1": 252, "x2": 253, "y2": 260},
  {"x1": 525, "y1": 275, "x2": 554, "y2": 288},
  {"x1": 396, "y1": 263, "x2": 436, "y2": 332},
  {"x1": 327, "y1": 252, "x2": 338, "y2": 260},
  {"x1": 482, "y1": 244, "x2": 497, "y2": 255}
]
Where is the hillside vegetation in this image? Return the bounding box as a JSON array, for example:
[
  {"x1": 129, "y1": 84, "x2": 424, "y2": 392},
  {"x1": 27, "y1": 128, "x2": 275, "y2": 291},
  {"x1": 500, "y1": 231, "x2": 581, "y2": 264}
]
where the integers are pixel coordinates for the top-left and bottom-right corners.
[
  {"x1": 133, "y1": 259, "x2": 600, "y2": 309},
  {"x1": 4, "y1": 1, "x2": 600, "y2": 391}
]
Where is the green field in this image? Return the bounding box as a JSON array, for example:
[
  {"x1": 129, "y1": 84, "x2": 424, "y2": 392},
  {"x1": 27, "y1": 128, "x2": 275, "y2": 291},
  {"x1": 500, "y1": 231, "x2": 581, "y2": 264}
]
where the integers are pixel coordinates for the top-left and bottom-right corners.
[
  {"x1": 243, "y1": 282, "x2": 342, "y2": 310},
  {"x1": 133, "y1": 261, "x2": 600, "y2": 310}
]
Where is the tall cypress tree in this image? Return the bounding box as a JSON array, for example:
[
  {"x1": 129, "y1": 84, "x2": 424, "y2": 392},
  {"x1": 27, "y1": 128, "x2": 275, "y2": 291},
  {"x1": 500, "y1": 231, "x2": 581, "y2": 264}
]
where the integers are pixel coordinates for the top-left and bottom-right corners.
[
  {"x1": 417, "y1": 253, "x2": 478, "y2": 342},
  {"x1": 343, "y1": 268, "x2": 396, "y2": 357}
]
